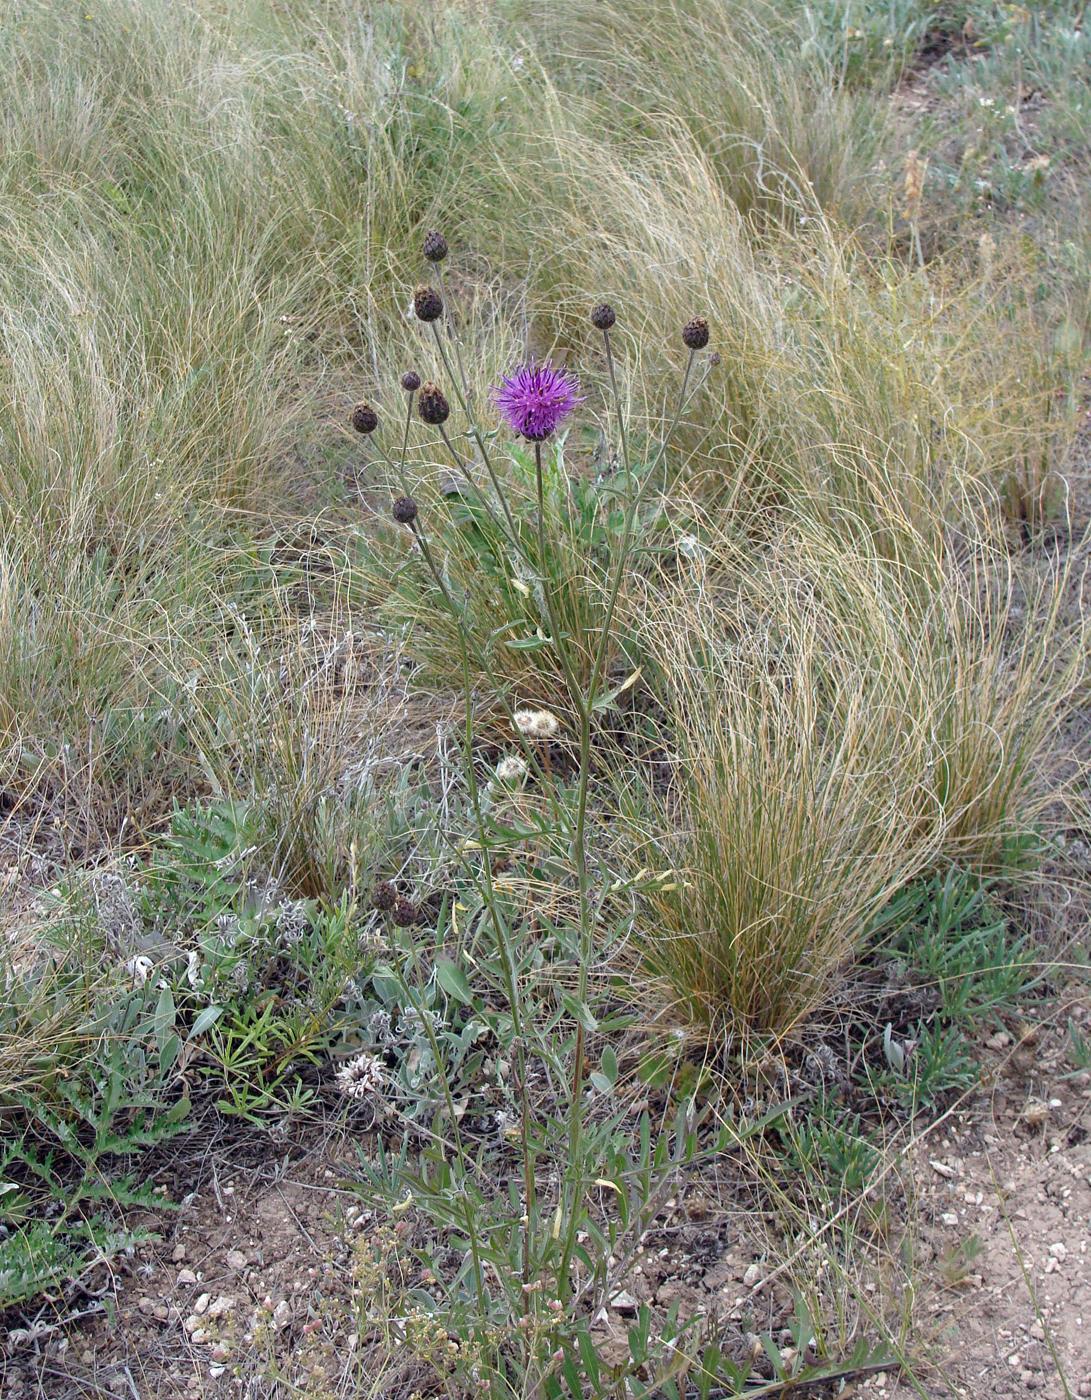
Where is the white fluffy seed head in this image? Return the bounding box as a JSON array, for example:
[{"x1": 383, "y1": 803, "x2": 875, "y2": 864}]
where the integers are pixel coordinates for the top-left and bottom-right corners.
[
  {"x1": 513, "y1": 707, "x2": 560, "y2": 740},
  {"x1": 496, "y1": 754, "x2": 528, "y2": 784}
]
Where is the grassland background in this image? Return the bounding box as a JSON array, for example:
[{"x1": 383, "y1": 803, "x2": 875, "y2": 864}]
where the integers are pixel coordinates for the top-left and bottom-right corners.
[{"x1": 1, "y1": 0, "x2": 1089, "y2": 1394}]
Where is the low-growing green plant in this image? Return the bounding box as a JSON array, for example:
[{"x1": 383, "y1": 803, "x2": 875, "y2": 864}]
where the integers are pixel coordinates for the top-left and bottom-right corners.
[
  {"x1": 869, "y1": 1019, "x2": 981, "y2": 1110},
  {"x1": 776, "y1": 1097, "x2": 882, "y2": 1198},
  {"x1": 124, "y1": 802, "x2": 388, "y2": 1122},
  {"x1": 920, "y1": 3, "x2": 1091, "y2": 219},
  {"x1": 938, "y1": 1231, "x2": 985, "y2": 1288},
  {"x1": 794, "y1": 0, "x2": 934, "y2": 89},
  {"x1": 861, "y1": 867, "x2": 1050, "y2": 1110},
  {"x1": 0, "y1": 939, "x2": 190, "y2": 1309},
  {"x1": 878, "y1": 867, "x2": 1041, "y2": 1025}
]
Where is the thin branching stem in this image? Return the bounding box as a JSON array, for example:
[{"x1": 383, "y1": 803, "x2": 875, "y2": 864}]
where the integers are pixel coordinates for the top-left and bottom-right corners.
[
  {"x1": 408, "y1": 513, "x2": 538, "y2": 1342},
  {"x1": 435, "y1": 262, "x2": 474, "y2": 410},
  {"x1": 370, "y1": 434, "x2": 564, "y2": 823},
  {"x1": 427, "y1": 321, "x2": 522, "y2": 543}
]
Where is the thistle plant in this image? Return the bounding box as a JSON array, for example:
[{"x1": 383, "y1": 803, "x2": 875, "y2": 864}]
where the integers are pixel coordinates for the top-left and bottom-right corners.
[{"x1": 347, "y1": 228, "x2": 719, "y2": 1393}]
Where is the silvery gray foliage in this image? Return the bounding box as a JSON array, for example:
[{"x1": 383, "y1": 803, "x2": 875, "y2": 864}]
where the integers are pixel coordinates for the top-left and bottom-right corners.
[
  {"x1": 91, "y1": 871, "x2": 143, "y2": 951},
  {"x1": 335, "y1": 971, "x2": 505, "y2": 1127}
]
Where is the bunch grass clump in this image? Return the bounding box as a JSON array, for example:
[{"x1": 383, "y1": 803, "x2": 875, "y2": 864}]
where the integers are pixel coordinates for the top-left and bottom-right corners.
[{"x1": 622, "y1": 506, "x2": 1085, "y2": 1037}]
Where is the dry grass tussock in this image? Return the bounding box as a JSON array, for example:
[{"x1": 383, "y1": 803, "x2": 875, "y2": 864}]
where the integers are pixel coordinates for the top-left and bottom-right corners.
[{"x1": 621, "y1": 505, "x2": 1085, "y2": 1038}]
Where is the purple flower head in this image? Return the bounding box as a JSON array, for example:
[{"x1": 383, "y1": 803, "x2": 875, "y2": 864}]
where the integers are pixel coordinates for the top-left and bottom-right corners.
[{"x1": 493, "y1": 361, "x2": 582, "y2": 441}]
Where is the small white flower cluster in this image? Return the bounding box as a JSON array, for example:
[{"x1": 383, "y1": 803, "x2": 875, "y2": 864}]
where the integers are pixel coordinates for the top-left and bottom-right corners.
[
  {"x1": 124, "y1": 954, "x2": 154, "y2": 987},
  {"x1": 336, "y1": 1051, "x2": 385, "y2": 1100},
  {"x1": 513, "y1": 707, "x2": 560, "y2": 740},
  {"x1": 357, "y1": 923, "x2": 382, "y2": 953},
  {"x1": 247, "y1": 875, "x2": 284, "y2": 918},
  {"x1": 275, "y1": 899, "x2": 309, "y2": 946},
  {"x1": 215, "y1": 912, "x2": 242, "y2": 942},
  {"x1": 124, "y1": 950, "x2": 201, "y2": 992},
  {"x1": 494, "y1": 1109, "x2": 520, "y2": 1141},
  {"x1": 401, "y1": 1004, "x2": 443, "y2": 1039},
  {"x1": 804, "y1": 1044, "x2": 843, "y2": 1084},
  {"x1": 368, "y1": 1008, "x2": 397, "y2": 1046}
]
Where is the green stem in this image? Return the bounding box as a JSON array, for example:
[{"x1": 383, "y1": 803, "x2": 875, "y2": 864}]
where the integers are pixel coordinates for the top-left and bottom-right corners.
[
  {"x1": 428, "y1": 320, "x2": 521, "y2": 544},
  {"x1": 602, "y1": 328, "x2": 630, "y2": 486},
  {"x1": 533, "y1": 440, "x2": 595, "y2": 720},
  {"x1": 437, "y1": 422, "x2": 471, "y2": 472},
  {"x1": 436, "y1": 262, "x2": 474, "y2": 410},
  {"x1": 556, "y1": 342, "x2": 699, "y2": 1295},
  {"x1": 410, "y1": 515, "x2": 537, "y2": 1348},
  {"x1": 399, "y1": 389, "x2": 414, "y2": 474},
  {"x1": 370, "y1": 433, "x2": 562, "y2": 822},
  {"x1": 398, "y1": 929, "x2": 488, "y2": 1309}
]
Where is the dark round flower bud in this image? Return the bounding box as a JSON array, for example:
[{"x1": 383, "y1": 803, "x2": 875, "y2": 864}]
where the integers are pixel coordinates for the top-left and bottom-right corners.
[
  {"x1": 392, "y1": 496, "x2": 418, "y2": 525},
  {"x1": 590, "y1": 302, "x2": 616, "y2": 331},
  {"x1": 682, "y1": 316, "x2": 710, "y2": 350},
  {"x1": 413, "y1": 284, "x2": 443, "y2": 322},
  {"x1": 417, "y1": 381, "x2": 450, "y2": 426},
  {"x1": 401, "y1": 370, "x2": 422, "y2": 392},
  {"x1": 372, "y1": 880, "x2": 397, "y2": 912},
  {"x1": 422, "y1": 229, "x2": 448, "y2": 263},
  {"x1": 392, "y1": 896, "x2": 418, "y2": 928},
  {"x1": 351, "y1": 402, "x2": 378, "y2": 435}
]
